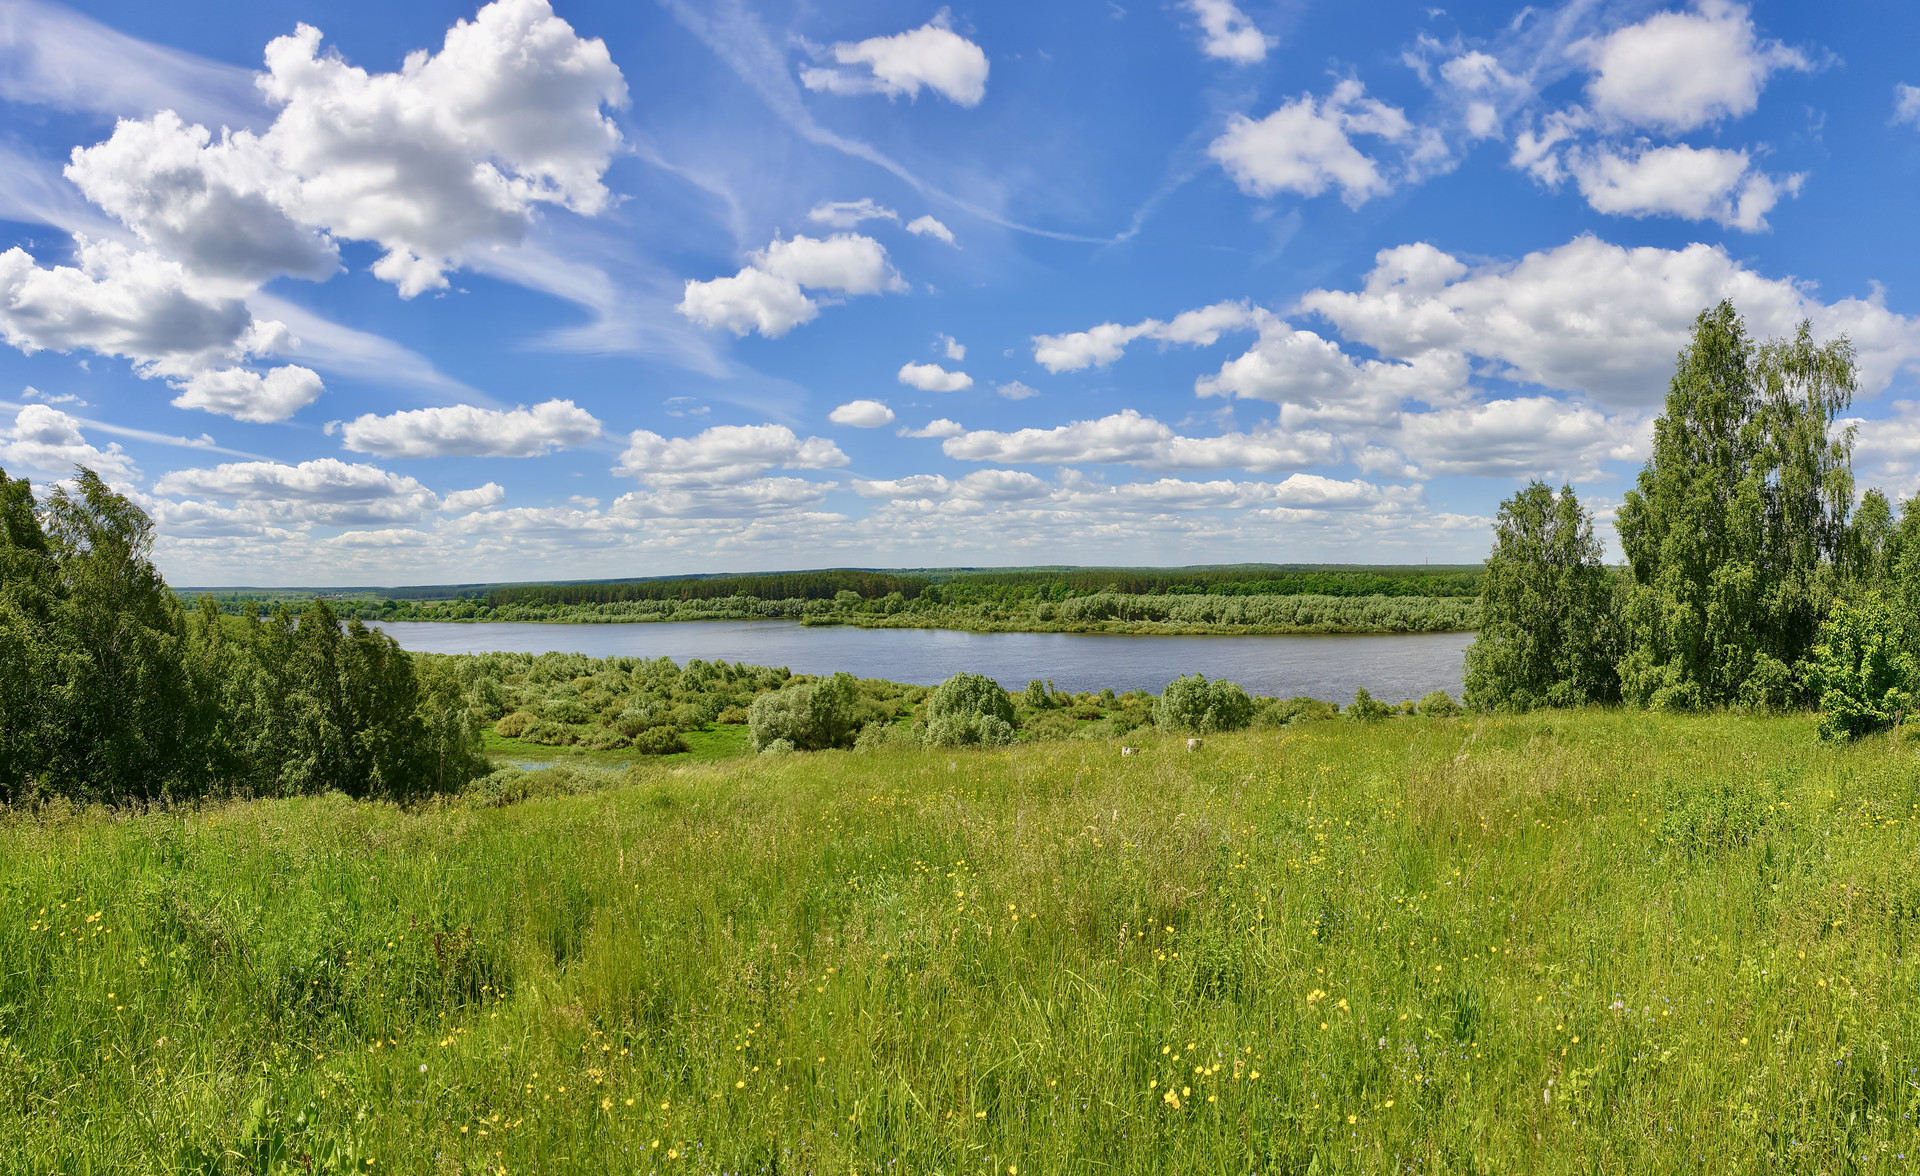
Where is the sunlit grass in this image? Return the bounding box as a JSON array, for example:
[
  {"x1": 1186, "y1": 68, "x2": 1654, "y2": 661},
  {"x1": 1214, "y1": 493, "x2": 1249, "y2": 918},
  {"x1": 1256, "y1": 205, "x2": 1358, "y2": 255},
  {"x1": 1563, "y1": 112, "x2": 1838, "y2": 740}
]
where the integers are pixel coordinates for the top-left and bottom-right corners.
[{"x1": 3, "y1": 710, "x2": 1918, "y2": 1173}]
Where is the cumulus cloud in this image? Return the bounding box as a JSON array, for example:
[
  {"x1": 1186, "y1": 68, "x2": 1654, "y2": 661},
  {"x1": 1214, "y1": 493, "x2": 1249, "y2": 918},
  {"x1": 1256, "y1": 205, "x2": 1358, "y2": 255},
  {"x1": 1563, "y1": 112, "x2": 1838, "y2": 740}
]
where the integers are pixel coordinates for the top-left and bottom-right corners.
[
  {"x1": 1383, "y1": 397, "x2": 1648, "y2": 478},
  {"x1": 442, "y1": 482, "x2": 506, "y2": 512},
  {"x1": 900, "y1": 418, "x2": 964, "y2": 439},
  {"x1": 1209, "y1": 80, "x2": 1419, "y2": 206},
  {"x1": 677, "y1": 233, "x2": 903, "y2": 338},
  {"x1": 614, "y1": 423, "x2": 848, "y2": 487},
  {"x1": 154, "y1": 457, "x2": 442, "y2": 525},
  {"x1": 800, "y1": 19, "x2": 989, "y2": 107},
  {"x1": 1183, "y1": 0, "x2": 1273, "y2": 64},
  {"x1": 336, "y1": 399, "x2": 602, "y2": 458},
  {"x1": 807, "y1": 198, "x2": 898, "y2": 227},
  {"x1": 938, "y1": 409, "x2": 1338, "y2": 473},
  {"x1": 937, "y1": 333, "x2": 966, "y2": 361},
  {"x1": 1572, "y1": 0, "x2": 1810, "y2": 134},
  {"x1": 996, "y1": 380, "x2": 1039, "y2": 401},
  {"x1": 171, "y1": 365, "x2": 324, "y2": 422},
  {"x1": 898, "y1": 362, "x2": 972, "y2": 392},
  {"x1": 0, "y1": 404, "x2": 138, "y2": 481},
  {"x1": 906, "y1": 215, "x2": 956, "y2": 245},
  {"x1": 66, "y1": 0, "x2": 628, "y2": 299},
  {"x1": 610, "y1": 477, "x2": 836, "y2": 520},
  {"x1": 1566, "y1": 143, "x2": 1801, "y2": 231},
  {"x1": 1296, "y1": 237, "x2": 1920, "y2": 407},
  {"x1": 828, "y1": 399, "x2": 895, "y2": 427},
  {"x1": 0, "y1": 237, "x2": 281, "y2": 378},
  {"x1": 853, "y1": 467, "x2": 1418, "y2": 516},
  {"x1": 1032, "y1": 301, "x2": 1262, "y2": 373}
]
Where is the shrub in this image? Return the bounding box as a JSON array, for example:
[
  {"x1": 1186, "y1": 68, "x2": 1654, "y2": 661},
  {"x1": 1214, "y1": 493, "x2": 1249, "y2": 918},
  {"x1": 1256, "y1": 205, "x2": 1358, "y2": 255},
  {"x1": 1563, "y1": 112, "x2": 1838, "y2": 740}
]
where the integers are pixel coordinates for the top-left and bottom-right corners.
[
  {"x1": 928, "y1": 673, "x2": 1017, "y2": 728},
  {"x1": 578, "y1": 726, "x2": 631, "y2": 751},
  {"x1": 925, "y1": 711, "x2": 1018, "y2": 748},
  {"x1": 748, "y1": 672, "x2": 863, "y2": 751},
  {"x1": 1809, "y1": 594, "x2": 1915, "y2": 741},
  {"x1": 494, "y1": 710, "x2": 537, "y2": 739},
  {"x1": 519, "y1": 720, "x2": 576, "y2": 746},
  {"x1": 759, "y1": 738, "x2": 795, "y2": 755},
  {"x1": 631, "y1": 725, "x2": 689, "y2": 755},
  {"x1": 1348, "y1": 688, "x2": 1392, "y2": 722},
  {"x1": 1418, "y1": 690, "x2": 1460, "y2": 717},
  {"x1": 855, "y1": 721, "x2": 922, "y2": 751},
  {"x1": 1022, "y1": 680, "x2": 1052, "y2": 709},
  {"x1": 542, "y1": 697, "x2": 594, "y2": 724},
  {"x1": 1154, "y1": 674, "x2": 1254, "y2": 733},
  {"x1": 717, "y1": 705, "x2": 750, "y2": 724}
]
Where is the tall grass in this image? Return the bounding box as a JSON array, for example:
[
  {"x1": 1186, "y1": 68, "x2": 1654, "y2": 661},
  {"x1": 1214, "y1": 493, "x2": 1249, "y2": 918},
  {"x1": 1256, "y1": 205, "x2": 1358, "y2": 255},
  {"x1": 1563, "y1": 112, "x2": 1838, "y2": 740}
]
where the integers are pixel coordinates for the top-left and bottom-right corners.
[{"x1": 2, "y1": 710, "x2": 1917, "y2": 1172}]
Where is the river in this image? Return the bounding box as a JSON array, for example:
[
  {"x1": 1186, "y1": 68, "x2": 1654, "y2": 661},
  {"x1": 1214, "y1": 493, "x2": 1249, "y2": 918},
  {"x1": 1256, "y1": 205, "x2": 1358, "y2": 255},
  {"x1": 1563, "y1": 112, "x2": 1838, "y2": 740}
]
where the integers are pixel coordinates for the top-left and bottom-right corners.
[{"x1": 372, "y1": 620, "x2": 1471, "y2": 702}]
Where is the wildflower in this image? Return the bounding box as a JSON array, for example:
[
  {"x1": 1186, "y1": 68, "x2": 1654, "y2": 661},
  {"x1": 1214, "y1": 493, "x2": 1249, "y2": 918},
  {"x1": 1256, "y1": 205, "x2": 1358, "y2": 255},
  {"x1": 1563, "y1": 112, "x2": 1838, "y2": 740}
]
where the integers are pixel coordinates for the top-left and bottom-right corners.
[
  {"x1": 1163, "y1": 1089, "x2": 1180, "y2": 1108},
  {"x1": 601, "y1": 1097, "x2": 612, "y2": 1110},
  {"x1": 1347, "y1": 1114, "x2": 1357, "y2": 1124}
]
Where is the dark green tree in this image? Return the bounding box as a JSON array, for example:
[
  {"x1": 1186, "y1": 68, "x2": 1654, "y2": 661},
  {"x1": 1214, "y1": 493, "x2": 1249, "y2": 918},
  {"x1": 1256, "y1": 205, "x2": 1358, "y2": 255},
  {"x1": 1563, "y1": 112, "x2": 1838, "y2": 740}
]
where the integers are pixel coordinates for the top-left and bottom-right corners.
[
  {"x1": 1808, "y1": 593, "x2": 1914, "y2": 740},
  {"x1": 0, "y1": 469, "x2": 58, "y2": 800},
  {"x1": 1463, "y1": 481, "x2": 1616, "y2": 712},
  {"x1": 1615, "y1": 304, "x2": 1856, "y2": 709}
]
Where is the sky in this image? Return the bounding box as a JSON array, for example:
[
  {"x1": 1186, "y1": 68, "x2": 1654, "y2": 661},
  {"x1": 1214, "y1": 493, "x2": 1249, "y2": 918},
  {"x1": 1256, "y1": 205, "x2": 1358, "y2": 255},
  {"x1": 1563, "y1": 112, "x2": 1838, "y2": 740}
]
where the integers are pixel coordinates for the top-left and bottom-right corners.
[{"x1": 3, "y1": 0, "x2": 1920, "y2": 586}]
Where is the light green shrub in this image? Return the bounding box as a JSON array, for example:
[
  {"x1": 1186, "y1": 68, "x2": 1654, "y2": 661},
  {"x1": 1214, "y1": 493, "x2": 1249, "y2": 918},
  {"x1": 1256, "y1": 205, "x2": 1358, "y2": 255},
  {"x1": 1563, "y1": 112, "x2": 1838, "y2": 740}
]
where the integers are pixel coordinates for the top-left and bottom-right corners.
[{"x1": 1154, "y1": 674, "x2": 1254, "y2": 733}]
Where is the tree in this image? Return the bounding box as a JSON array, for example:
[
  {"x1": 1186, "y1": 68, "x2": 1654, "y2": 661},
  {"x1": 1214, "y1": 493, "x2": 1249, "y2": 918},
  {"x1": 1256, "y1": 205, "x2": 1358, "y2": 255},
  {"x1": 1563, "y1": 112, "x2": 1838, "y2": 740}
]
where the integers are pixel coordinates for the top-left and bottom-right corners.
[
  {"x1": 1616, "y1": 304, "x2": 1856, "y2": 709},
  {"x1": 1808, "y1": 594, "x2": 1913, "y2": 740},
  {"x1": 1463, "y1": 481, "x2": 1616, "y2": 712},
  {"x1": 0, "y1": 468, "x2": 57, "y2": 801},
  {"x1": 1153, "y1": 674, "x2": 1254, "y2": 732}
]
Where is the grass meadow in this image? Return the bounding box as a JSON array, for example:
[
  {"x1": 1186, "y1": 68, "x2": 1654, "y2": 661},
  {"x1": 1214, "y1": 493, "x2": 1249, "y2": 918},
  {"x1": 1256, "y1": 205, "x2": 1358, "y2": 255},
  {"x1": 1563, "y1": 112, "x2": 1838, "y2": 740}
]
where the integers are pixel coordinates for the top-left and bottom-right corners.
[{"x1": 3, "y1": 710, "x2": 1918, "y2": 1174}]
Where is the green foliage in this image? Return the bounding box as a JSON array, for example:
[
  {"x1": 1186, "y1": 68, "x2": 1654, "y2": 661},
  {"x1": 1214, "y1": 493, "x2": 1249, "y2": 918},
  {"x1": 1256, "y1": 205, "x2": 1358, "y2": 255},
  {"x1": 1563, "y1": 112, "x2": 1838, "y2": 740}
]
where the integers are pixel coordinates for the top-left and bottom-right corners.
[
  {"x1": 925, "y1": 672, "x2": 1018, "y2": 747},
  {"x1": 1418, "y1": 690, "x2": 1459, "y2": 717},
  {"x1": 1252, "y1": 696, "x2": 1338, "y2": 727},
  {"x1": 0, "y1": 464, "x2": 487, "y2": 803},
  {"x1": 1153, "y1": 673, "x2": 1254, "y2": 732},
  {"x1": 1348, "y1": 687, "x2": 1391, "y2": 721},
  {"x1": 748, "y1": 672, "x2": 864, "y2": 752},
  {"x1": 1465, "y1": 481, "x2": 1618, "y2": 712},
  {"x1": 1616, "y1": 304, "x2": 1857, "y2": 710},
  {"x1": 1808, "y1": 593, "x2": 1915, "y2": 741}
]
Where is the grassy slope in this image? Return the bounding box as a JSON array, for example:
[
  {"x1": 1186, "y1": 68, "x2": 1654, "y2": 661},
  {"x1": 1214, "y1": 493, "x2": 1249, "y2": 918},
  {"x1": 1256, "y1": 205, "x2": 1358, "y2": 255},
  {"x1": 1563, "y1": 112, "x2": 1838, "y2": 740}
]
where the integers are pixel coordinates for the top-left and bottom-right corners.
[{"x1": 2, "y1": 712, "x2": 1917, "y2": 1173}]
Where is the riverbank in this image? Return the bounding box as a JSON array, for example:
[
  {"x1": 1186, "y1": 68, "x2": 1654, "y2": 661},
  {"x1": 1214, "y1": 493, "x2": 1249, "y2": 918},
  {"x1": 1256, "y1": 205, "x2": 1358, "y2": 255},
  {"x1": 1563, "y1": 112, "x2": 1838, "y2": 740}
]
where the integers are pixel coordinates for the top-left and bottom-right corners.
[
  {"x1": 358, "y1": 591, "x2": 1481, "y2": 636},
  {"x1": 4, "y1": 709, "x2": 1910, "y2": 1173}
]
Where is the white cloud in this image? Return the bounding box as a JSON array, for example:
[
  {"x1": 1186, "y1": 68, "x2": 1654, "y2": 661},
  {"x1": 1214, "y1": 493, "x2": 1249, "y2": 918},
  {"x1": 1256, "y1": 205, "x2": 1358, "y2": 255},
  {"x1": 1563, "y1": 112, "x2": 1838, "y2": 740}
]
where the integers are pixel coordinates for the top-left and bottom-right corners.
[
  {"x1": 614, "y1": 423, "x2": 848, "y2": 486},
  {"x1": 1194, "y1": 324, "x2": 1469, "y2": 419},
  {"x1": 938, "y1": 409, "x2": 1338, "y2": 473},
  {"x1": 1183, "y1": 0, "x2": 1273, "y2": 65},
  {"x1": 898, "y1": 361, "x2": 972, "y2": 392},
  {"x1": 996, "y1": 380, "x2": 1039, "y2": 401},
  {"x1": 65, "y1": 111, "x2": 339, "y2": 285},
  {"x1": 609, "y1": 477, "x2": 836, "y2": 520},
  {"x1": 807, "y1": 198, "x2": 898, "y2": 228},
  {"x1": 1566, "y1": 143, "x2": 1802, "y2": 230},
  {"x1": 1297, "y1": 236, "x2": 1920, "y2": 407},
  {"x1": 853, "y1": 467, "x2": 1418, "y2": 516},
  {"x1": 1384, "y1": 397, "x2": 1647, "y2": 478},
  {"x1": 938, "y1": 333, "x2": 966, "y2": 361},
  {"x1": 755, "y1": 234, "x2": 903, "y2": 295},
  {"x1": 0, "y1": 237, "x2": 277, "y2": 378},
  {"x1": 676, "y1": 266, "x2": 817, "y2": 338},
  {"x1": 337, "y1": 399, "x2": 602, "y2": 458},
  {"x1": 800, "y1": 20, "x2": 989, "y2": 107},
  {"x1": 1032, "y1": 301, "x2": 1261, "y2": 372},
  {"x1": 154, "y1": 457, "x2": 442, "y2": 525},
  {"x1": 0, "y1": 404, "x2": 137, "y2": 481},
  {"x1": 1895, "y1": 83, "x2": 1920, "y2": 128},
  {"x1": 442, "y1": 482, "x2": 506, "y2": 512},
  {"x1": 901, "y1": 418, "x2": 964, "y2": 439},
  {"x1": 1208, "y1": 80, "x2": 1415, "y2": 206},
  {"x1": 905, "y1": 215, "x2": 956, "y2": 245},
  {"x1": 829, "y1": 399, "x2": 895, "y2": 428},
  {"x1": 677, "y1": 233, "x2": 902, "y2": 338},
  {"x1": 65, "y1": 0, "x2": 628, "y2": 299},
  {"x1": 1572, "y1": 0, "x2": 1810, "y2": 134},
  {"x1": 0, "y1": 0, "x2": 262, "y2": 127},
  {"x1": 171, "y1": 364, "x2": 325, "y2": 422},
  {"x1": 19, "y1": 386, "x2": 86, "y2": 407}
]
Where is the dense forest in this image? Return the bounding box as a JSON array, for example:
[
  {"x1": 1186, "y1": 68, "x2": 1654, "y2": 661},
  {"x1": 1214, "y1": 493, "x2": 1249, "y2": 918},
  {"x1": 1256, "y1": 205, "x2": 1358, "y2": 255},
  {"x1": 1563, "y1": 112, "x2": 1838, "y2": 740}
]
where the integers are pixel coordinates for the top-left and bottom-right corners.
[
  {"x1": 0, "y1": 469, "x2": 491, "y2": 804},
  {"x1": 1466, "y1": 302, "x2": 1920, "y2": 738}
]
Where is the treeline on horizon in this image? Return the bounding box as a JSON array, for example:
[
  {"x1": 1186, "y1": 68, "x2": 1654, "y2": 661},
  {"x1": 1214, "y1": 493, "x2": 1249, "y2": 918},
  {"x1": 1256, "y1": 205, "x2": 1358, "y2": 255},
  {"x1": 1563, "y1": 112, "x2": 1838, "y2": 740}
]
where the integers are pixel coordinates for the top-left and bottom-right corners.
[
  {"x1": 1466, "y1": 301, "x2": 1920, "y2": 740},
  {"x1": 479, "y1": 564, "x2": 1483, "y2": 607}
]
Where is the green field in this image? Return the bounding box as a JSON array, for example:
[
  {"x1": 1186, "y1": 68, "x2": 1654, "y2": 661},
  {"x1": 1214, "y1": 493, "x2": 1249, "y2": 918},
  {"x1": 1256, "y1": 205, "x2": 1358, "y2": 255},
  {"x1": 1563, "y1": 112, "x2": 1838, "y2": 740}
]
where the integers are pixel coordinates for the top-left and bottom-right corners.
[{"x1": 4, "y1": 710, "x2": 1918, "y2": 1173}]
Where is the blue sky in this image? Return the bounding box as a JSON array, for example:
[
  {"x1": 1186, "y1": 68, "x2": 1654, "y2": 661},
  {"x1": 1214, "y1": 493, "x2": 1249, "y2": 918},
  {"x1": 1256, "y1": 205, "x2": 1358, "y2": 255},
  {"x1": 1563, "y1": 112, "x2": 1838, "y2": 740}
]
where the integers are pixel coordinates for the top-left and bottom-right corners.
[{"x1": 3, "y1": 0, "x2": 1920, "y2": 585}]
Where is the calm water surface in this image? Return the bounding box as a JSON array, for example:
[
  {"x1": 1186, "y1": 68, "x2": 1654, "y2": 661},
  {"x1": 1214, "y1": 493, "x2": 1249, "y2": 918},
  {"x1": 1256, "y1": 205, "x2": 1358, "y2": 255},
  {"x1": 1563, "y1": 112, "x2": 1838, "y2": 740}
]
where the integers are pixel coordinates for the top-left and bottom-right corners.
[{"x1": 374, "y1": 620, "x2": 1471, "y2": 702}]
